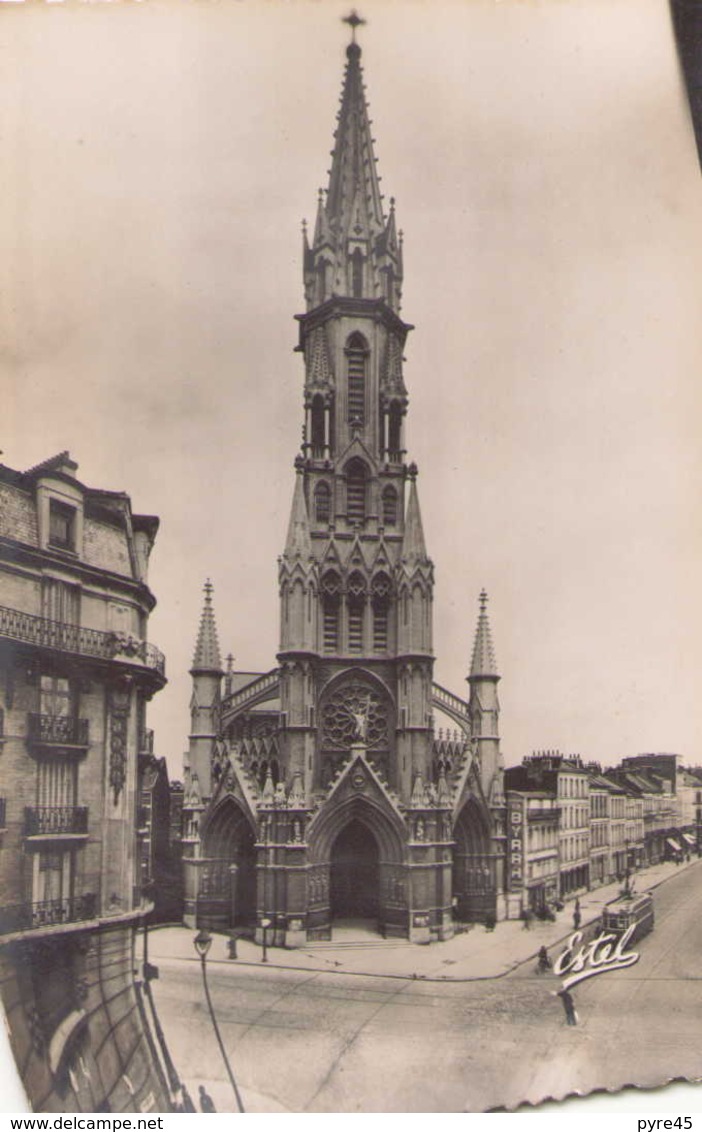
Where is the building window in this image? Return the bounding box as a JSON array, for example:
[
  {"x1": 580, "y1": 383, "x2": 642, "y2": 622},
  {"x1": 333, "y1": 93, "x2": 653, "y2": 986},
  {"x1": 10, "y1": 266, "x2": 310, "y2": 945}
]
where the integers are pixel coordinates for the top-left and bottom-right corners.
[
  {"x1": 38, "y1": 759, "x2": 76, "y2": 808},
  {"x1": 351, "y1": 249, "x2": 364, "y2": 298},
  {"x1": 42, "y1": 579, "x2": 80, "y2": 625},
  {"x1": 321, "y1": 571, "x2": 341, "y2": 653},
  {"x1": 40, "y1": 674, "x2": 72, "y2": 719},
  {"x1": 381, "y1": 485, "x2": 398, "y2": 526},
  {"x1": 311, "y1": 395, "x2": 326, "y2": 457},
  {"x1": 347, "y1": 572, "x2": 366, "y2": 653},
  {"x1": 49, "y1": 500, "x2": 76, "y2": 551},
  {"x1": 314, "y1": 482, "x2": 331, "y2": 524},
  {"x1": 345, "y1": 458, "x2": 368, "y2": 524},
  {"x1": 373, "y1": 605, "x2": 388, "y2": 651},
  {"x1": 346, "y1": 333, "x2": 367, "y2": 426},
  {"x1": 317, "y1": 260, "x2": 328, "y2": 304},
  {"x1": 388, "y1": 403, "x2": 402, "y2": 455},
  {"x1": 371, "y1": 573, "x2": 391, "y2": 652}
]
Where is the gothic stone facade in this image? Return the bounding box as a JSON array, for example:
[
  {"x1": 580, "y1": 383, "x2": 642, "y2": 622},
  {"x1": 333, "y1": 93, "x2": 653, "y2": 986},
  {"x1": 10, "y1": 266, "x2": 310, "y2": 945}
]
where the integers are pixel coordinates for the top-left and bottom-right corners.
[{"x1": 181, "y1": 36, "x2": 513, "y2": 947}]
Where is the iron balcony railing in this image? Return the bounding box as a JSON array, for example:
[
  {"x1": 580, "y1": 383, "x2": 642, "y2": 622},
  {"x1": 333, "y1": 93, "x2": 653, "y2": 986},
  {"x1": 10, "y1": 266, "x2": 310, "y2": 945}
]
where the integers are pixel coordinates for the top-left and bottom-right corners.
[
  {"x1": 24, "y1": 805, "x2": 89, "y2": 837},
  {"x1": 0, "y1": 604, "x2": 165, "y2": 678},
  {"x1": 0, "y1": 893, "x2": 97, "y2": 935},
  {"x1": 27, "y1": 713, "x2": 89, "y2": 748}
]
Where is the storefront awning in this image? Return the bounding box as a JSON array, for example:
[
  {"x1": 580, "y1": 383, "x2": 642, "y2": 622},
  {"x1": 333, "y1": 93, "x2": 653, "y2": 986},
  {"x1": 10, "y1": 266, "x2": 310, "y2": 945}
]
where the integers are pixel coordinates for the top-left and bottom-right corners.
[
  {"x1": 666, "y1": 837, "x2": 681, "y2": 852},
  {"x1": 681, "y1": 832, "x2": 696, "y2": 847}
]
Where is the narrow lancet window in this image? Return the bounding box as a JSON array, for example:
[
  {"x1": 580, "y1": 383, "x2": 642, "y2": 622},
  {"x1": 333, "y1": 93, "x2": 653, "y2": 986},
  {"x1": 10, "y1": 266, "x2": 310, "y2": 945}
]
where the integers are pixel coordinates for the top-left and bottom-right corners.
[
  {"x1": 346, "y1": 333, "x2": 367, "y2": 426},
  {"x1": 345, "y1": 458, "x2": 368, "y2": 525},
  {"x1": 382, "y1": 486, "x2": 398, "y2": 527},
  {"x1": 314, "y1": 481, "x2": 331, "y2": 524}
]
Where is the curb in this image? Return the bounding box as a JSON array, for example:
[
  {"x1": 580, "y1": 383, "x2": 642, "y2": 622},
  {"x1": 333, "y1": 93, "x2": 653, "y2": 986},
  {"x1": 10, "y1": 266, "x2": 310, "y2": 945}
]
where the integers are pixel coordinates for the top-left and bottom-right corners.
[{"x1": 152, "y1": 861, "x2": 698, "y2": 985}]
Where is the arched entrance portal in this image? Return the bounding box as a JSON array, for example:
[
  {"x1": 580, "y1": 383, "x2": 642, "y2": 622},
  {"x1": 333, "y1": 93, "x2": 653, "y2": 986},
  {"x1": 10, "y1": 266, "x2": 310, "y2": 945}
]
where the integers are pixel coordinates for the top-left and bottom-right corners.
[
  {"x1": 453, "y1": 798, "x2": 496, "y2": 923},
  {"x1": 199, "y1": 799, "x2": 257, "y2": 929},
  {"x1": 330, "y1": 820, "x2": 380, "y2": 921}
]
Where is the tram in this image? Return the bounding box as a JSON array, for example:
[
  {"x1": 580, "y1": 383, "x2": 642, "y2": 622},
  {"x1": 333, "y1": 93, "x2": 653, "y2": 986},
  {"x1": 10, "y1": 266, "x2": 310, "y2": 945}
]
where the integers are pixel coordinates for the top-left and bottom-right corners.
[{"x1": 601, "y1": 891, "x2": 654, "y2": 944}]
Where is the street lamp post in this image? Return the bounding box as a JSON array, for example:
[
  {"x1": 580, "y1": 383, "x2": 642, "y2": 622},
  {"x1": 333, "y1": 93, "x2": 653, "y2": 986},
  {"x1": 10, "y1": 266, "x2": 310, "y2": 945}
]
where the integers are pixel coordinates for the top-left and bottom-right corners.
[
  {"x1": 193, "y1": 929, "x2": 246, "y2": 1114},
  {"x1": 260, "y1": 917, "x2": 272, "y2": 963},
  {"x1": 139, "y1": 879, "x2": 182, "y2": 1103}
]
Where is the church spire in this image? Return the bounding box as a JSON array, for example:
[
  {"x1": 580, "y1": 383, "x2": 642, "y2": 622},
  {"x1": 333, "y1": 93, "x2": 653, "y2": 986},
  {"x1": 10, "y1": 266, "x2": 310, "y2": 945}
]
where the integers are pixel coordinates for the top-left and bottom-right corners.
[
  {"x1": 284, "y1": 461, "x2": 312, "y2": 559},
  {"x1": 326, "y1": 15, "x2": 384, "y2": 241},
  {"x1": 303, "y1": 12, "x2": 404, "y2": 314},
  {"x1": 401, "y1": 469, "x2": 428, "y2": 562},
  {"x1": 470, "y1": 589, "x2": 498, "y2": 679},
  {"x1": 191, "y1": 579, "x2": 223, "y2": 674}
]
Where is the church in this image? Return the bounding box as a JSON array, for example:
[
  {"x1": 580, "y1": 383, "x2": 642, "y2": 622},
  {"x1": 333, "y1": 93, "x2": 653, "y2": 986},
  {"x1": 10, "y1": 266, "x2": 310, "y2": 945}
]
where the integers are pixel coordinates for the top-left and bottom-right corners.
[{"x1": 181, "y1": 16, "x2": 515, "y2": 946}]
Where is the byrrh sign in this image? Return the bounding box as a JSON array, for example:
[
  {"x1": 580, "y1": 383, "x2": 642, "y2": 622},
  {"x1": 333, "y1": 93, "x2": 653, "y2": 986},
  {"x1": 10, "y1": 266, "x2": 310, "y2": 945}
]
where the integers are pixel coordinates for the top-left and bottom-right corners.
[
  {"x1": 554, "y1": 924, "x2": 640, "y2": 990},
  {"x1": 507, "y1": 799, "x2": 523, "y2": 891}
]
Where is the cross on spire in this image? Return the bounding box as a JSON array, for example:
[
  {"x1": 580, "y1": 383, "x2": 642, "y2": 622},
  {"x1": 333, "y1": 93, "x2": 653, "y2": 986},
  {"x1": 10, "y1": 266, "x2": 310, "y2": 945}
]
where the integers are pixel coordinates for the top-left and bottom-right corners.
[{"x1": 342, "y1": 10, "x2": 366, "y2": 43}]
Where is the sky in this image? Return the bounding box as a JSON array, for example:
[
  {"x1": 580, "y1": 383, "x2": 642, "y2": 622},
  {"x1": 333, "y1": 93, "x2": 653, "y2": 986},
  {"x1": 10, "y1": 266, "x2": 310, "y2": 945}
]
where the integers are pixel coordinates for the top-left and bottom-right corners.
[{"x1": 2, "y1": 0, "x2": 702, "y2": 778}]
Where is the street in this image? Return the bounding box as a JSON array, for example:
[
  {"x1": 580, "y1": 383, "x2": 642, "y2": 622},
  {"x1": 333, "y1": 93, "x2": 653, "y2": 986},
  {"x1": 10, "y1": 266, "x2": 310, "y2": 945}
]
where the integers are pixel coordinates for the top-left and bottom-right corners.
[{"x1": 152, "y1": 861, "x2": 702, "y2": 1112}]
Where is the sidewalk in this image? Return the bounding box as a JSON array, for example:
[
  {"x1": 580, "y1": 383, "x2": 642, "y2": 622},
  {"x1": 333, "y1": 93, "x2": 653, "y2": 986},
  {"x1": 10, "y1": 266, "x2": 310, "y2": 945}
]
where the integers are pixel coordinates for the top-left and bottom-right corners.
[{"x1": 149, "y1": 855, "x2": 700, "y2": 983}]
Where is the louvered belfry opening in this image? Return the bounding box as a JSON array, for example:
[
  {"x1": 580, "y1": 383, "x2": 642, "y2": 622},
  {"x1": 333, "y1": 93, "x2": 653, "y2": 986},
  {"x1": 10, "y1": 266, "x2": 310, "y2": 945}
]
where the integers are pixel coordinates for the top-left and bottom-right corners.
[
  {"x1": 345, "y1": 458, "x2": 368, "y2": 525},
  {"x1": 346, "y1": 333, "x2": 367, "y2": 426},
  {"x1": 321, "y1": 571, "x2": 341, "y2": 653},
  {"x1": 347, "y1": 571, "x2": 366, "y2": 653},
  {"x1": 314, "y1": 481, "x2": 331, "y2": 524}
]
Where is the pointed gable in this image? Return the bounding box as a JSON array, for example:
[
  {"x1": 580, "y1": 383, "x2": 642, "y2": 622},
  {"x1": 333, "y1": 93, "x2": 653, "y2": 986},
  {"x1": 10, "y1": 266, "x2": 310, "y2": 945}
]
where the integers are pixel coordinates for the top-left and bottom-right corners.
[
  {"x1": 308, "y1": 750, "x2": 405, "y2": 830},
  {"x1": 380, "y1": 334, "x2": 407, "y2": 397},
  {"x1": 307, "y1": 325, "x2": 335, "y2": 388}
]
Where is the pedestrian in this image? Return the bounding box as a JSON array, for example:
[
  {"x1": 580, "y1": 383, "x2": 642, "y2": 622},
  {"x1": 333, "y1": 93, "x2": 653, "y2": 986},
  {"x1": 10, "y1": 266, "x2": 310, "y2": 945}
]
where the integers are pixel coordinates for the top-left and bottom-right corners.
[
  {"x1": 537, "y1": 946, "x2": 551, "y2": 974},
  {"x1": 557, "y1": 988, "x2": 578, "y2": 1026},
  {"x1": 179, "y1": 1085, "x2": 196, "y2": 1113},
  {"x1": 573, "y1": 906, "x2": 581, "y2": 931},
  {"x1": 199, "y1": 1085, "x2": 217, "y2": 1113}
]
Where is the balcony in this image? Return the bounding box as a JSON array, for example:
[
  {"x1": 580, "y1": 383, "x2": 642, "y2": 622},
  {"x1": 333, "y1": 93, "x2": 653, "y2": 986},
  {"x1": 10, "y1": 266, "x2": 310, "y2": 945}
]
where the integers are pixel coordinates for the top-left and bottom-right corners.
[
  {"x1": 24, "y1": 805, "x2": 89, "y2": 839},
  {"x1": 0, "y1": 604, "x2": 166, "y2": 682},
  {"x1": 0, "y1": 893, "x2": 97, "y2": 936},
  {"x1": 528, "y1": 807, "x2": 561, "y2": 823},
  {"x1": 27, "y1": 713, "x2": 89, "y2": 754}
]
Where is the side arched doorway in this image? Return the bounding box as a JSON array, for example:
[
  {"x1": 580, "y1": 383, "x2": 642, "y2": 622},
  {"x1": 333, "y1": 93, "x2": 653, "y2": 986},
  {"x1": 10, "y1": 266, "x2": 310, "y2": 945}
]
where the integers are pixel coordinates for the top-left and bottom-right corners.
[
  {"x1": 452, "y1": 798, "x2": 497, "y2": 923},
  {"x1": 199, "y1": 799, "x2": 257, "y2": 929},
  {"x1": 330, "y1": 819, "x2": 380, "y2": 921}
]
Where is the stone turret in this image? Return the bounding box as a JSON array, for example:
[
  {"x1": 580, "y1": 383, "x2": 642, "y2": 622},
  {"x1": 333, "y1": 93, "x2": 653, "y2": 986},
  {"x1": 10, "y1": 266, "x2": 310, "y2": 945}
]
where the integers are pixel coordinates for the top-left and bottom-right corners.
[
  {"x1": 467, "y1": 589, "x2": 502, "y2": 800},
  {"x1": 187, "y1": 580, "x2": 223, "y2": 800}
]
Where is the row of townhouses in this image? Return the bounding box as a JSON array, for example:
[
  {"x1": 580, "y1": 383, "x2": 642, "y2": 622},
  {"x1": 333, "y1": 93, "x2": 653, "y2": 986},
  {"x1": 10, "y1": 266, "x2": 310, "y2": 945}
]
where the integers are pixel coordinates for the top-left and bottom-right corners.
[{"x1": 505, "y1": 752, "x2": 702, "y2": 915}]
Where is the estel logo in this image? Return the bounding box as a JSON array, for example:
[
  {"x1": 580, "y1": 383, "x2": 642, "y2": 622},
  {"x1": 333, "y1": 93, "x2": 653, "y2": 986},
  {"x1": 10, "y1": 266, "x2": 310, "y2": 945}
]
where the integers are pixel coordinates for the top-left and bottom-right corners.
[{"x1": 554, "y1": 924, "x2": 640, "y2": 990}]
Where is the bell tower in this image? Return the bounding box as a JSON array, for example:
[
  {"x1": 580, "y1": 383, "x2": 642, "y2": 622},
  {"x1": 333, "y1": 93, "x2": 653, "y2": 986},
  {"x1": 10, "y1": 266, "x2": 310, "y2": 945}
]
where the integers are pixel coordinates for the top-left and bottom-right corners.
[
  {"x1": 278, "y1": 13, "x2": 434, "y2": 812},
  {"x1": 189, "y1": 12, "x2": 510, "y2": 947}
]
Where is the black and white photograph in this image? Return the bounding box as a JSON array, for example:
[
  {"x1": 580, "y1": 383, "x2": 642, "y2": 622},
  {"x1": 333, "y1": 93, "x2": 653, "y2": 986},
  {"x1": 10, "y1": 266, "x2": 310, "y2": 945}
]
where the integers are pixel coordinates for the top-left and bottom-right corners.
[{"x1": 1, "y1": 0, "x2": 702, "y2": 1115}]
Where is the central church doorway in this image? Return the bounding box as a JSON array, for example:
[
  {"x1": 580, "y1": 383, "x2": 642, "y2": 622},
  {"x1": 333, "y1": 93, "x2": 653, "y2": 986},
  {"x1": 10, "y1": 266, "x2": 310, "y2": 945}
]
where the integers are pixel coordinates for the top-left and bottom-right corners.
[{"x1": 330, "y1": 819, "x2": 379, "y2": 920}]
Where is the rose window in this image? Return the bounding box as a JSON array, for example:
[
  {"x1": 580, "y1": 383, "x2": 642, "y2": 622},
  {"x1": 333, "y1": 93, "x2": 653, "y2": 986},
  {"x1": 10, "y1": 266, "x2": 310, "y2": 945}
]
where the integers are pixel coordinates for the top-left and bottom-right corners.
[{"x1": 321, "y1": 679, "x2": 389, "y2": 751}]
